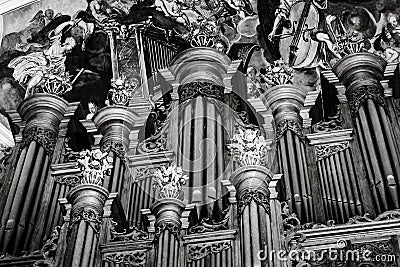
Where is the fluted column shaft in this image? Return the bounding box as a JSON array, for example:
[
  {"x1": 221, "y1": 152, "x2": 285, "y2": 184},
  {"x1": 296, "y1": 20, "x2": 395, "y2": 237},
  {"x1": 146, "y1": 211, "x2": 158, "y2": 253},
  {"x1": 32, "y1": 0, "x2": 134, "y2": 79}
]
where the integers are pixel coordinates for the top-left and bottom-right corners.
[
  {"x1": 0, "y1": 94, "x2": 72, "y2": 255},
  {"x1": 151, "y1": 198, "x2": 185, "y2": 267},
  {"x1": 231, "y1": 166, "x2": 281, "y2": 267},
  {"x1": 62, "y1": 184, "x2": 109, "y2": 267},
  {"x1": 334, "y1": 53, "x2": 400, "y2": 211}
]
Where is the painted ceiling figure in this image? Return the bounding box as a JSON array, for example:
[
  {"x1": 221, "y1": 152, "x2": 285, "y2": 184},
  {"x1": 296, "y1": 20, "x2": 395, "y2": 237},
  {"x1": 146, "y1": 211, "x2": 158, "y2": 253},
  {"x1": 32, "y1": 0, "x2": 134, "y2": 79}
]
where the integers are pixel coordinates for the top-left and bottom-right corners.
[
  {"x1": 8, "y1": 22, "x2": 77, "y2": 95},
  {"x1": 115, "y1": 0, "x2": 190, "y2": 35}
]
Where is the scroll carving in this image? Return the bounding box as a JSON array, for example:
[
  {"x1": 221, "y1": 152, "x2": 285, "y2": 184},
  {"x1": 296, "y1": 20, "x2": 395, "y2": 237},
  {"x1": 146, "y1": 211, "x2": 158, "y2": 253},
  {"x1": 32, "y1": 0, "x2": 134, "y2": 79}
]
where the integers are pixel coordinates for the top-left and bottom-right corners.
[
  {"x1": 187, "y1": 241, "x2": 231, "y2": 262},
  {"x1": 110, "y1": 221, "x2": 149, "y2": 242},
  {"x1": 33, "y1": 226, "x2": 61, "y2": 267},
  {"x1": 104, "y1": 251, "x2": 146, "y2": 267},
  {"x1": 54, "y1": 175, "x2": 81, "y2": 187},
  {"x1": 315, "y1": 142, "x2": 350, "y2": 161},
  {"x1": 22, "y1": 126, "x2": 57, "y2": 154}
]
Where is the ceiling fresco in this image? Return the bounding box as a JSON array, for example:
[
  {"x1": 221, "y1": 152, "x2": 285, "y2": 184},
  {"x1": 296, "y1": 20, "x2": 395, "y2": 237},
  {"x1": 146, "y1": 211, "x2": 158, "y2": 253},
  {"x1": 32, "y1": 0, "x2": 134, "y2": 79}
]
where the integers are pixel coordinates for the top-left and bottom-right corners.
[{"x1": 0, "y1": 0, "x2": 398, "y2": 146}]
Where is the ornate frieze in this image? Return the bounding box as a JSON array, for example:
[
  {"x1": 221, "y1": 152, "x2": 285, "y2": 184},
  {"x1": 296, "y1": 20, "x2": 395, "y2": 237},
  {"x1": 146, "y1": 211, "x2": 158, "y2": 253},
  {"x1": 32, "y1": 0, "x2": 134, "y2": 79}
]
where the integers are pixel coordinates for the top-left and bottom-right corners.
[
  {"x1": 276, "y1": 119, "x2": 304, "y2": 141},
  {"x1": 77, "y1": 149, "x2": 113, "y2": 186},
  {"x1": 104, "y1": 251, "x2": 147, "y2": 267},
  {"x1": 178, "y1": 81, "x2": 224, "y2": 103},
  {"x1": 347, "y1": 209, "x2": 400, "y2": 225},
  {"x1": 187, "y1": 241, "x2": 231, "y2": 262},
  {"x1": 314, "y1": 141, "x2": 350, "y2": 161},
  {"x1": 21, "y1": 126, "x2": 57, "y2": 154},
  {"x1": 227, "y1": 126, "x2": 269, "y2": 167},
  {"x1": 70, "y1": 208, "x2": 103, "y2": 234},
  {"x1": 346, "y1": 83, "x2": 386, "y2": 117},
  {"x1": 153, "y1": 163, "x2": 188, "y2": 199}
]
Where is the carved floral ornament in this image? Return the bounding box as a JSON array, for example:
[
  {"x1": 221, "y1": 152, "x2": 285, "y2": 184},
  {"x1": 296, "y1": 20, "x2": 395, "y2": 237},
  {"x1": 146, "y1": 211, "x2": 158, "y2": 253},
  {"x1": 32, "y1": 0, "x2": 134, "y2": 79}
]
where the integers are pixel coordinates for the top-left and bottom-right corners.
[
  {"x1": 227, "y1": 126, "x2": 269, "y2": 167},
  {"x1": 178, "y1": 81, "x2": 224, "y2": 103},
  {"x1": 275, "y1": 119, "x2": 304, "y2": 141},
  {"x1": 153, "y1": 163, "x2": 188, "y2": 199},
  {"x1": 346, "y1": 83, "x2": 386, "y2": 117},
  {"x1": 77, "y1": 149, "x2": 113, "y2": 186},
  {"x1": 187, "y1": 241, "x2": 231, "y2": 262},
  {"x1": 238, "y1": 189, "x2": 270, "y2": 215},
  {"x1": 33, "y1": 226, "x2": 61, "y2": 267},
  {"x1": 70, "y1": 208, "x2": 103, "y2": 234},
  {"x1": 22, "y1": 126, "x2": 57, "y2": 155}
]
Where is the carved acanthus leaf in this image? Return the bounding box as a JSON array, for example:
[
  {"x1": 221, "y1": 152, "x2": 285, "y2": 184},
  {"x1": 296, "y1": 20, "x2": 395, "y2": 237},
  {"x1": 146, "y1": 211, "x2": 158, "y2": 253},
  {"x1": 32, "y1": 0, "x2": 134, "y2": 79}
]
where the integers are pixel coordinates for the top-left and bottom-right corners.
[
  {"x1": 238, "y1": 190, "x2": 270, "y2": 215},
  {"x1": 101, "y1": 140, "x2": 126, "y2": 160},
  {"x1": 153, "y1": 163, "x2": 188, "y2": 199},
  {"x1": 77, "y1": 149, "x2": 113, "y2": 186},
  {"x1": 227, "y1": 125, "x2": 269, "y2": 167}
]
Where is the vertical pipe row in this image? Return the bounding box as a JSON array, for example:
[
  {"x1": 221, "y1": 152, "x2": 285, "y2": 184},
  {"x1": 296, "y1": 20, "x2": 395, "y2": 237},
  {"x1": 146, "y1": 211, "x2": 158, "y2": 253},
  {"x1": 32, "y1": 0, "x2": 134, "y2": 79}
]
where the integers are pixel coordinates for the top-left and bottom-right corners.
[
  {"x1": 277, "y1": 131, "x2": 313, "y2": 222},
  {"x1": 316, "y1": 148, "x2": 365, "y2": 223}
]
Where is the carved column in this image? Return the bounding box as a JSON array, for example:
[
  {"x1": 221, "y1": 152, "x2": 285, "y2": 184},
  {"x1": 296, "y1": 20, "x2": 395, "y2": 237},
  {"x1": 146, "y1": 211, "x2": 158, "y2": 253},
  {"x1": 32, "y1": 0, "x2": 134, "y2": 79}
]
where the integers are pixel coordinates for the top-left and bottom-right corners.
[
  {"x1": 264, "y1": 84, "x2": 323, "y2": 223},
  {"x1": 62, "y1": 184, "x2": 109, "y2": 267},
  {"x1": 59, "y1": 148, "x2": 112, "y2": 267},
  {"x1": 152, "y1": 198, "x2": 186, "y2": 267},
  {"x1": 147, "y1": 163, "x2": 188, "y2": 267},
  {"x1": 0, "y1": 93, "x2": 74, "y2": 255},
  {"x1": 333, "y1": 53, "x2": 400, "y2": 211},
  {"x1": 228, "y1": 126, "x2": 283, "y2": 267}
]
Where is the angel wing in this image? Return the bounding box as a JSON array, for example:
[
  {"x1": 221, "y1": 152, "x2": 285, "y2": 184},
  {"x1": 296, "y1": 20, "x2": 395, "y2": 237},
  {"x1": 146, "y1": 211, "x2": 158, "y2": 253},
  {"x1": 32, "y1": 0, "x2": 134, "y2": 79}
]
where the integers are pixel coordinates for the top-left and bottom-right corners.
[{"x1": 256, "y1": 0, "x2": 281, "y2": 63}]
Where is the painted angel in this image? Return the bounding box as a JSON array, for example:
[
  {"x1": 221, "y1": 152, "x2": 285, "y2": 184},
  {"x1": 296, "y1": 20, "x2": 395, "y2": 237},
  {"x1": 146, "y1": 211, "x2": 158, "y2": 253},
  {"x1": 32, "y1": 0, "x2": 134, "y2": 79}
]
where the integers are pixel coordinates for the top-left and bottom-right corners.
[{"x1": 8, "y1": 21, "x2": 77, "y2": 96}]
